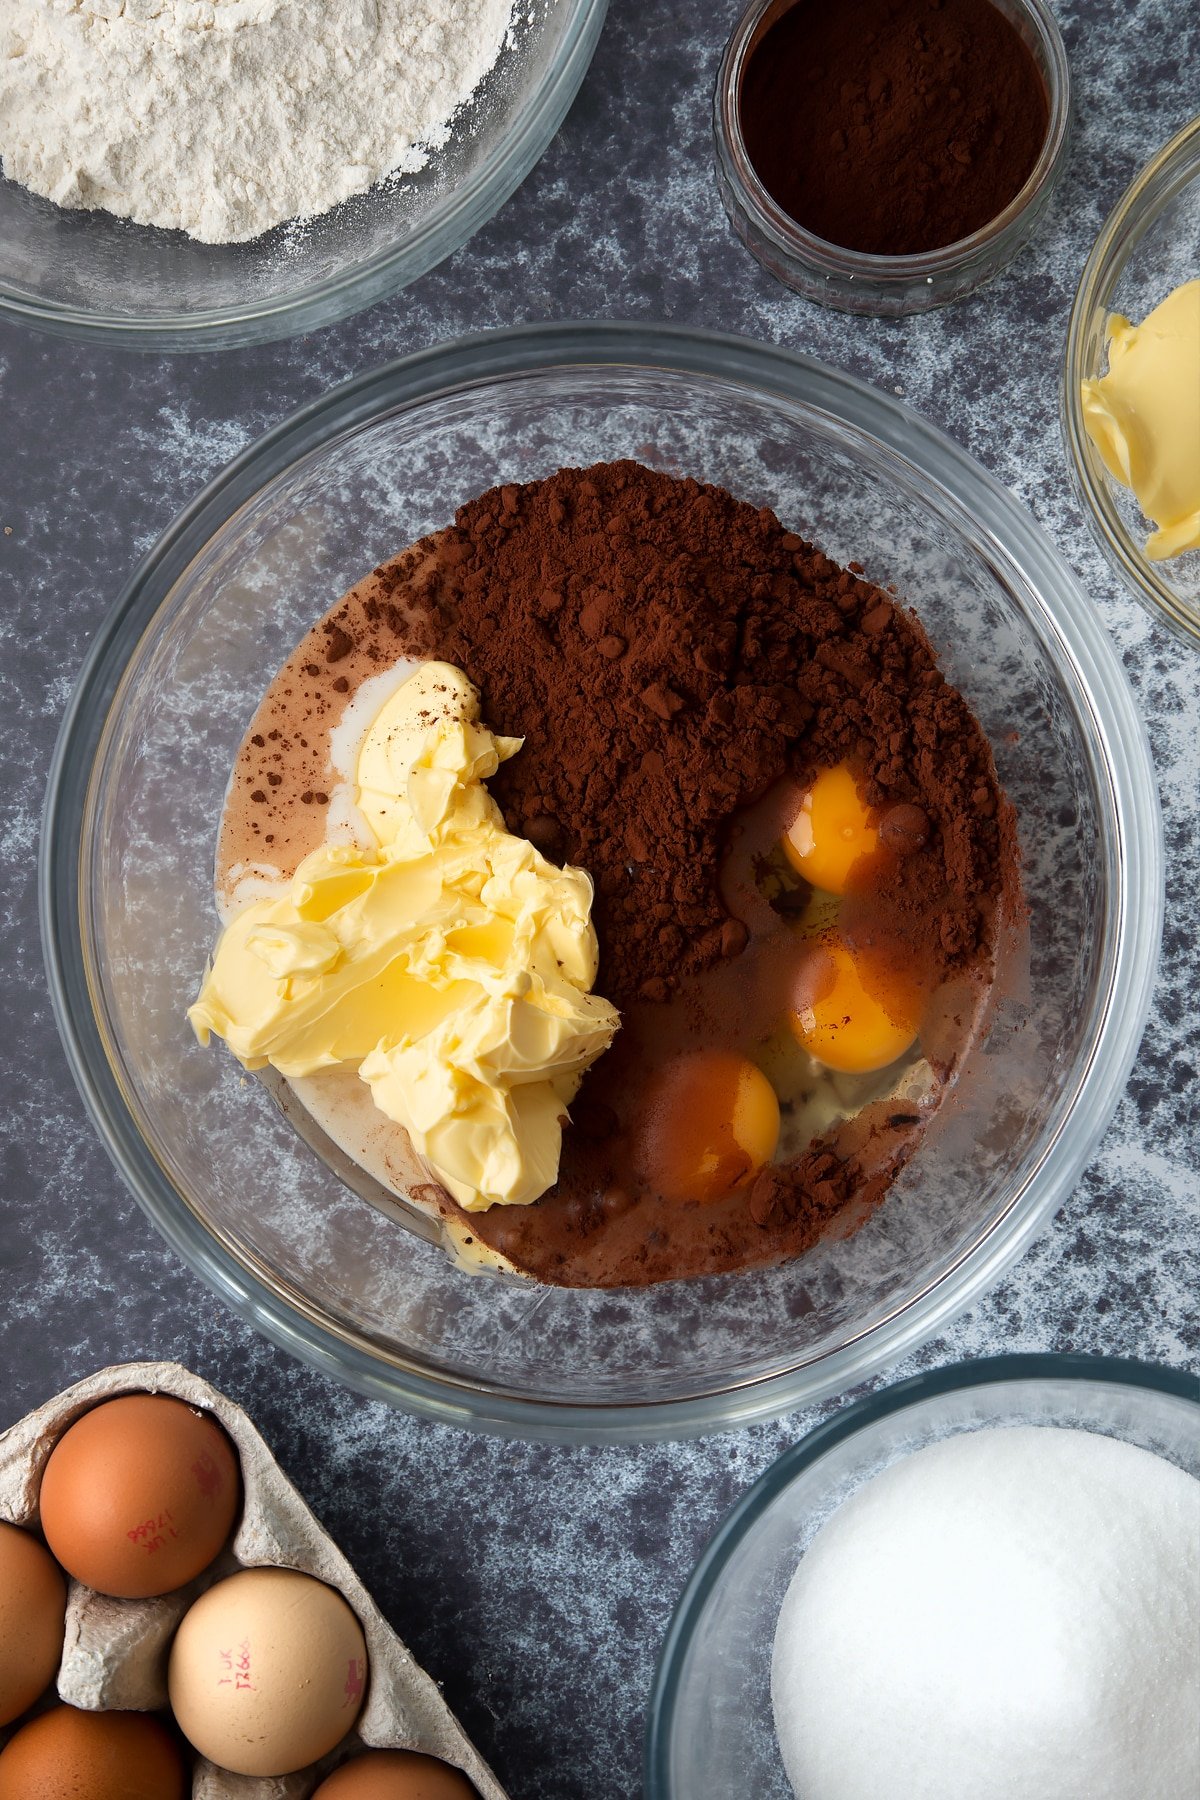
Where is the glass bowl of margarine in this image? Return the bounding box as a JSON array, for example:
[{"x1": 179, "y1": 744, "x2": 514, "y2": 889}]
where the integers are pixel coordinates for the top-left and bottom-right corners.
[
  {"x1": 1063, "y1": 115, "x2": 1200, "y2": 646},
  {"x1": 41, "y1": 324, "x2": 1162, "y2": 1440},
  {"x1": 0, "y1": 0, "x2": 606, "y2": 351}
]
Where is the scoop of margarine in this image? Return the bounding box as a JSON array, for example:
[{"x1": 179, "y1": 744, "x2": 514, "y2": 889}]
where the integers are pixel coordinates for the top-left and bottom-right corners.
[
  {"x1": 189, "y1": 663, "x2": 619, "y2": 1211},
  {"x1": 1080, "y1": 278, "x2": 1200, "y2": 560}
]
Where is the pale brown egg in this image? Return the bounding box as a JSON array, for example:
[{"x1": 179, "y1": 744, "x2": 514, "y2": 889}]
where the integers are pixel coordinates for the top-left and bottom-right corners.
[
  {"x1": 0, "y1": 1521, "x2": 66, "y2": 1726},
  {"x1": 168, "y1": 1566, "x2": 368, "y2": 1776},
  {"x1": 313, "y1": 1749, "x2": 479, "y2": 1798},
  {"x1": 39, "y1": 1392, "x2": 241, "y2": 1599},
  {"x1": 0, "y1": 1704, "x2": 187, "y2": 1800}
]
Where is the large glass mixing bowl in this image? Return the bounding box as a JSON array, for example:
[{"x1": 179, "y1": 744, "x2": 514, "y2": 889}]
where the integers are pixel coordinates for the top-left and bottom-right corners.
[
  {"x1": 645, "y1": 1354, "x2": 1200, "y2": 1798},
  {"x1": 40, "y1": 325, "x2": 1162, "y2": 1440},
  {"x1": 0, "y1": 1, "x2": 606, "y2": 351}
]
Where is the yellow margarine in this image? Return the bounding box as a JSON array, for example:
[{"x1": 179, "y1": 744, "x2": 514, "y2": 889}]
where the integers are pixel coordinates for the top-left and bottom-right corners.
[
  {"x1": 189, "y1": 662, "x2": 620, "y2": 1211},
  {"x1": 1080, "y1": 278, "x2": 1200, "y2": 560}
]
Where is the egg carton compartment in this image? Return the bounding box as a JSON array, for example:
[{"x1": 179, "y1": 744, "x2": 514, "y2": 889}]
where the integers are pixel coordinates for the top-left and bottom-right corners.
[{"x1": 0, "y1": 1362, "x2": 508, "y2": 1799}]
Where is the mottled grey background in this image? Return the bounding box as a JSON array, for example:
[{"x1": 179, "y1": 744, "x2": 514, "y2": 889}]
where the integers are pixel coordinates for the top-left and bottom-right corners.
[{"x1": 1, "y1": 2, "x2": 1198, "y2": 1796}]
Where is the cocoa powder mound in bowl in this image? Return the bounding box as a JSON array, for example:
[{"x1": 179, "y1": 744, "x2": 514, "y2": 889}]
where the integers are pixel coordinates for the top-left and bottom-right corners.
[
  {"x1": 348, "y1": 459, "x2": 1021, "y2": 1284},
  {"x1": 370, "y1": 460, "x2": 1018, "y2": 1011}
]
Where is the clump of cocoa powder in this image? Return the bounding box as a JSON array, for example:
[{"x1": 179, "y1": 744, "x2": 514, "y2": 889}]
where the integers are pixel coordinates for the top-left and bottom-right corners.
[{"x1": 358, "y1": 459, "x2": 1017, "y2": 1010}]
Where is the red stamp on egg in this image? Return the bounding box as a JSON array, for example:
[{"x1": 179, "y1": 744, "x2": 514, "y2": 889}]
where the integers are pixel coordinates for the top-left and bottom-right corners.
[
  {"x1": 217, "y1": 1639, "x2": 255, "y2": 1692},
  {"x1": 192, "y1": 1450, "x2": 224, "y2": 1500}
]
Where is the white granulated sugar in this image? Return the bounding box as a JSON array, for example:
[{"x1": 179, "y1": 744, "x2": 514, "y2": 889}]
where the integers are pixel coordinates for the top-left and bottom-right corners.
[
  {"x1": 772, "y1": 1426, "x2": 1200, "y2": 1800},
  {"x1": 0, "y1": 0, "x2": 515, "y2": 243}
]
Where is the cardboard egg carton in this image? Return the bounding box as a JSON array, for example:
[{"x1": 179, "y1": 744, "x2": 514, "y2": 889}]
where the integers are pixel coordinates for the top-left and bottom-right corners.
[{"x1": 0, "y1": 1362, "x2": 508, "y2": 1800}]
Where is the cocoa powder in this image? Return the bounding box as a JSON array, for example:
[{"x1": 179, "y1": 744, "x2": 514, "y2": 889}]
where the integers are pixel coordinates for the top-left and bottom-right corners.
[
  {"x1": 372, "y1": 459, "x2": 1015, "y2": 1012},
  {"x1": 739, "y1": 0, "x2": 1049, "y2": 257}
]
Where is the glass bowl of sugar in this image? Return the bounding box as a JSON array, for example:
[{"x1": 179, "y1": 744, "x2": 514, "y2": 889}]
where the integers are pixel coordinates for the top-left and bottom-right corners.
[
  {"x1": 0, "y1": 0, "x2": 607, "y2": 351},
  {"x1": 646, "y1": 1353, "x2": 1200, "y2": 1799}
]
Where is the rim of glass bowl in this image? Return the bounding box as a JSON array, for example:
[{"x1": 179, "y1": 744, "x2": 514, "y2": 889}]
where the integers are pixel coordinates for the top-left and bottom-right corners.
[
  {"x1": 40, "y1": 323, "x2": 1163, "y2": 1442},
  {"x1": 714, "y1": 0, "x2": 1071, "y2": 315},
  {"x1": 0, "y1": 0, "x2": 607, "y2": 352},
  {"x1": 644, "y1": 1352, "x2": 1200, "y2": 1795},
  {"x1": 1062, "y1": 115, "x2": 1200, "y2": 647}
]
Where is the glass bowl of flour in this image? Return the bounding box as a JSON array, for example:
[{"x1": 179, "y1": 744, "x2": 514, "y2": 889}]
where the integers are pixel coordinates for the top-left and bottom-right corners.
[
  {"x1": 0, "y1": 0, "x2": 607, "y2": 350},
  {"x1": 646, "y1": 1353, "x2": 1200, "y2": 1799}
]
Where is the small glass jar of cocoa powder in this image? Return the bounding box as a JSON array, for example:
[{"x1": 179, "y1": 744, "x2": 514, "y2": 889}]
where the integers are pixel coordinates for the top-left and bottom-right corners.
[{"x1": 715, "y1": 0, "x2": 1071, "y2": 316}]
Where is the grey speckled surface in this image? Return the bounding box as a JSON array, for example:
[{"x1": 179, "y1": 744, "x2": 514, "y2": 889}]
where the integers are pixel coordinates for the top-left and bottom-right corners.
[{"x1": 1, "y1": 3, "x2": 1198, "y2": 1796}]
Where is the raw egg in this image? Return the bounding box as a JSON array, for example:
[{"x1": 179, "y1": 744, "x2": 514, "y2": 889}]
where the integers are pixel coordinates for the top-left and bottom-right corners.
[
  {"x1": 637, "y1": 1050, "x2": 780, "y2": 1203},
  {"x1": 0, "y1": 1705, "x2": 187, "y2": 1800},
  {"x1": 313, "y1": 1749, "x2": 479, "y2": 1798},
  {"x1": 790, "y1": 941, "x2": 919, "y2": 1074},
  {"x1": 39, "y1": 1392, "x2": 241, "y2": 1599},
  {"x1": 0, "y1": 1521, "x2": 66, "y2": 1726},
  {"x1": 782, "y1": 763, "x2": 878, "y2": 895},
  {"x1": 168, "y1": 1566, "x2": 367, "y2": 1776}
]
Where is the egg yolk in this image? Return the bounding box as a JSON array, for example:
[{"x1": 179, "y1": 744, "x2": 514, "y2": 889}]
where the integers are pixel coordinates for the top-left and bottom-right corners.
[
  {"x1": 790, "y1": 941, "x2": 919, "y2": 1074},
  {"x1": 782, "y1": 763, "x2": 878, "y2": 895},
  {"x1": 637, "y1": 1050, "x2": 781, "y2": 1203}
]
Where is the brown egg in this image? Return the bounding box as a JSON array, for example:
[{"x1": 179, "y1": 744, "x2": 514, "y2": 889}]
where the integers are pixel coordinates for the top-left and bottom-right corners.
[
  {"x1": 316, "y1": 1756, "x2": 482, "y2": 1800},
  {"x1": 0, "y1": 1521, "x2": 66, "y2": 1726},
  {"x1": 0, "y1": 1705, "x2": 187, "y2": 1800},
  {"x1": 313, "y1": 1751, "x2": 479, "y2": 1799},
  {"x1": 168, "y1": 1566, "x2": 367, "y2": 1776},
  {"x1": 39, "y1": 1393, "x2": 241, "y2": 1599}
]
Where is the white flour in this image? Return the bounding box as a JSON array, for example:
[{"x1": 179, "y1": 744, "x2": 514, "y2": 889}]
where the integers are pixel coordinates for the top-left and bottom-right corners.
[{"x1": 0, "y1": 0, "x2": 515, "y2": 243}]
